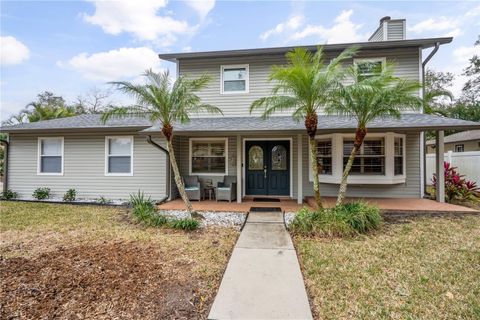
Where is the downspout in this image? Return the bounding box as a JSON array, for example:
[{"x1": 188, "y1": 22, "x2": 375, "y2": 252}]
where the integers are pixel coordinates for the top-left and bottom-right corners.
[
  {"x1": 146, "y1": 135, "x2": 170, "y2": 204},
  {"x1": 421, "y1": 42, "x2": 441, "y2": 197},
  {"x1": 0, "y1": 139, "x2": 8, "y2": 193}
]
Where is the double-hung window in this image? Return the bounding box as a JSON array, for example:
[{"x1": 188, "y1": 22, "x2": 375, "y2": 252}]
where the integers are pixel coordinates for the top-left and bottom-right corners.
[
  {"x1": 190, "y1": 138, "x2": 227, "y2": 175},
  {"x1": 354, "y1": 58, "x2": 385, "y2": 80},
  {"x1": 105, "y1": 136, "x2": 133, "y2": 175},
  {"x1": 38, "y1": 137, "x2": 63, "y2": 175},
  {"x1": 343, "y1": 138, "x2": 385, "y2": 175},
  {"x1": 394, "y1": 137, "x2": 404, "y2": 175},
  {"x1": 316, "y1": 139, "x2": 332, "y2": 174},
  {"x1": 455, "y1": 144, "x2": 464, "y2": 152},
  {"x1": 221, "y1": 65, "x2": 249, "y2": 93}
]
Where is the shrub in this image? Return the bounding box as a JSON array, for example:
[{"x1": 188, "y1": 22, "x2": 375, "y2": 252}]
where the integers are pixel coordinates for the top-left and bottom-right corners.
[
  {"x1": 33, "y1": 187, "x2": 51, "y2": 200},
  {"x1": 129, "y1": 191, "x2": 167, "y2": 227},
  {"x1": 290, "y1": 201, "x2": 382, "y2": 237},
  {"x1": 97, "y1": 196, "x2": 111, "y2": 205},
  {"x1": 1, "y1": 189, "x2": 18, "y2": 200},
  {"x1": 63, "y1": 188, "x2": 76, "y2": 202},
  {"x1": 168, "y1": 218, "x2": 199, "y2": 231},
  {"x1": 432, "y1": 162, "x2": 479, "y2": 202}
]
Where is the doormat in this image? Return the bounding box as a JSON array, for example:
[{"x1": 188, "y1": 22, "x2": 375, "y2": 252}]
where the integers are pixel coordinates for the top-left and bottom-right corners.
[
  {"x1": 250, "y1": 207, "x2": 282, "y2": 212},
  {"x1": 253, "y1": 197, "x2": 281, "y2": 202}
]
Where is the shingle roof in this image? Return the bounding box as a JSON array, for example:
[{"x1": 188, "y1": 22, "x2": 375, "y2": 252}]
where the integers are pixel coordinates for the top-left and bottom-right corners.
[
  {"x1": 158, "y1": 37, "x2": 452, "y2": 62},
  {"x1": 426, "y1": 130, "x2": 480, "y2": 145},
  {"x1": 1, "y1": 113, "x2": 479, "y2": 134},
  {"x1": 0, "y1": 114, "x2": 152, "y2": 132}
]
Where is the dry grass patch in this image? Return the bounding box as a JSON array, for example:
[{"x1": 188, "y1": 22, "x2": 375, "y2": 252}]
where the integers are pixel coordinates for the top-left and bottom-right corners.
[
  {"x1": 295, "y1": 214, "x2": 480, "y2": 320},
  {"x1": 0, "y1": 201, "x2": 238, "y2": 319}
]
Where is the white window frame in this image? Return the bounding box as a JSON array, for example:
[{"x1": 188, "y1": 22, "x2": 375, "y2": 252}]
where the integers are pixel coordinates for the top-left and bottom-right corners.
[
  {"x1": 309, "y1": 132, "x2": 406, "y2": 184},
  {"x1": 37, "y1": 137, "x2": 64, "y2": 176},
  {"x1": 189, "y1": 137, "x2": 228, "y2": 176},
  {"x1": 105, "y1": 136, "x2": 134, "y2": 176},
  {"x1": 220, "y1": 64, "x2": 249, "y2": 94},
  {"x1": 454, "y1": 144, "x2": 464, "y2": 152},
  {"x1": 353, "y1": 57, "x2": 386, "y2": 77}
]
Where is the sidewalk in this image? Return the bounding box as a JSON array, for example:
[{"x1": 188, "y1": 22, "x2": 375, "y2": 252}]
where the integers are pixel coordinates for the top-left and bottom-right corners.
[{"x1": 208, "y1": 211, "x2": 313, "y2": 320}]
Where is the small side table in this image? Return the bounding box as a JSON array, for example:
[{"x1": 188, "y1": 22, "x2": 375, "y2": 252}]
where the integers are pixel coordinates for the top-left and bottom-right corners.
[{"x1": 204, "y1": 186, "x2": 215, "y2": 200}]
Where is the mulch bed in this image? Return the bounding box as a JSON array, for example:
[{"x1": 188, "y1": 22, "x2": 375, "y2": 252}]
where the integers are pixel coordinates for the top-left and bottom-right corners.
[{"x1": 0, "y1": 241, "x2": 214, "y2": 319}]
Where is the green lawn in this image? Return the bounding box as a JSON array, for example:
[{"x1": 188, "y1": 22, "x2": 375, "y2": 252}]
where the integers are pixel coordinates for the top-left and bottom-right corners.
[
  {"x1": 295, "y1": 214, "x2": 480, "y2": 320},
  {"x1": 0, "y1": 201, "x2": 238, "y2": 319}
]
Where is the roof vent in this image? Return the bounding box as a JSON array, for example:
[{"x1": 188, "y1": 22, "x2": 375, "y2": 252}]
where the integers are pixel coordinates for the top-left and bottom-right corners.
[{"x1": 380, "y1": 16, "x2": 391, "y2": 25}]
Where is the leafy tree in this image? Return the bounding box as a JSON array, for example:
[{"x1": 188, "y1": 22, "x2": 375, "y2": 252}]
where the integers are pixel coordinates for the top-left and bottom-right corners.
[
  {"x1": 459, "y1": 35, "x2": 479, "y2": 104},
  {"x1": 250, "y1": 47, "x2": 357, "y2": 208},
  {"x1": 423, "y1": 69, "x2": 454, "y2": 115},
  {"x1": 101, "y1": 69, "x2": 222, "y2": 216},
  {"x1": 325, "y1": 64, "x2": 422, "y2": 205}
]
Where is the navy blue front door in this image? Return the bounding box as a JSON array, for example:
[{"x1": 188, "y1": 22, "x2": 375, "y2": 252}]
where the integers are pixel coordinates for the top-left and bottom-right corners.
[{"x1": 245, "y1": 141, "x2": 290, "y2": 196}]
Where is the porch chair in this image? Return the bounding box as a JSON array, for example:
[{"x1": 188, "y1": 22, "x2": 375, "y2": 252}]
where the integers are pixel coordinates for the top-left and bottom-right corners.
[
  {"x1": 182, "y1": 176, "x2": 201, "y2": 201},
  {"x1": 216, "y1": 176, "x2": 237, "y2": 202}
]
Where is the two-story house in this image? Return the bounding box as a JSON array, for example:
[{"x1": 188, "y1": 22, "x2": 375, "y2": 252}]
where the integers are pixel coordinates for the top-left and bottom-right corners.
[{"x1": 2, "y1": 17, "x2": 479, "y2": 204}]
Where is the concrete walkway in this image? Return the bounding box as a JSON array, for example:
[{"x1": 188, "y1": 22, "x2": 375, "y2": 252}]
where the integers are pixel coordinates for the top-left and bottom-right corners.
[{"x1": 208, "y1": 211, "x2": 313, "y2": 320}]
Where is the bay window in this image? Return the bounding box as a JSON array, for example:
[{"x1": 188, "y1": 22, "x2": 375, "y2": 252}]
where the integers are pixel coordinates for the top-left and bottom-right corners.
[
  {"x1": 310, "y1": 133, "x2": 406, "y2": 184},
  {"x1": 190, "y1": 138, "x2": 228, "y2": 175}
]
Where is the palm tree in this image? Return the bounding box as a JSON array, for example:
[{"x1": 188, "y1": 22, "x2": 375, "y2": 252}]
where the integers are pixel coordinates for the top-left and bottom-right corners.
[
  {"x1": 26, "y1": 102, "x2": 76, "y2": 122},
  {"x1": 250, "y1": 47, "x2": 357, "y2": 208},
  {"x1": 101, "y1": 69, "x2": 222, "y2": 215},
  {"x1": 325, "y1": 64, "x2": 422, "y2": 206}
]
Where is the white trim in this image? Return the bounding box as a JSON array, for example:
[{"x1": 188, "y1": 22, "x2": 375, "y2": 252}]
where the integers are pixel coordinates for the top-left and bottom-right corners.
[
  {"x1": 189, "y1": 137, "x2": 228, "y2": 176},
  {"x1": 37, "y1": 137, "x2": 64, "y2": 176},
  {"x1": 220, "y1": 64, "x2": 249, "y2": 94},
  {"x1": 236, "y1": 135, "x2": 242, "y2": 203},
  {"x1": 420, "y1": 132, "x2": 425, "y2": 198},
  {"x1": 105, "y1": 136, "x2": 134, "y2": 176},
  {"x1": 402, "y1": 20, "x2": 407, "y2": 39},
  {"x1": 309, "y1": 132, "x2": 407, "y2": 184},
  {"x1": 297, "y1": 134, "x2": 303, "y2": 204},
  {"x1": 242, "y1": 137, "x2": 293, "y2": 198},
  {"x1": 383, "y1": 21, "x2": 388, "y2": 41}
]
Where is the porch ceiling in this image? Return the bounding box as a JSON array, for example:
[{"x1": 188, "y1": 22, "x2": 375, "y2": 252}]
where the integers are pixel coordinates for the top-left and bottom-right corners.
[{"x1": 141, "y1": 114, "x2": 480, "y2": 135}]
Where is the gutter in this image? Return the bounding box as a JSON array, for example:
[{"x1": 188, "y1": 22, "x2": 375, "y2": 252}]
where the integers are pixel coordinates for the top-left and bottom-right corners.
[
  {"x1": 0, "y1": 139, "x2": 8, "y2": 193},
  {"x1": 421, "y1": 41, "x2": 441, "y2": 198},
  {"x1": 146, "y1": 135, "x2": 170, "y2": 204}
]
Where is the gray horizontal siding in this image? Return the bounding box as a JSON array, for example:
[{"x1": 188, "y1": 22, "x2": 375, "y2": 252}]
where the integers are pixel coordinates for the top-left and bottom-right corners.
[
  {"x1": 8, "y1": 132, "x2": 167, "y2": 201},
  {"x1": 387, "y1": 20, "x2": 405, "y2": 41},
  {"x1": 302, "y1": 131, "x2": 421, "y2": 198},
  {"x1": 179, "y1": 47, "x2": 420, "y2": 117},
  {"x1": 369, "y1": 27, "x2": 384, "y2": 42}
]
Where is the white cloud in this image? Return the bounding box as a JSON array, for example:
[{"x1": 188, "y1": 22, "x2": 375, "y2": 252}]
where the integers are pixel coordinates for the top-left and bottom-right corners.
[
  {"x1": 83, "y1": 0, "x2": 192, "y2": 44},
  {"x1": 61, "y1": 47, "x2": 162, "y2": 81},
  {"x1": 465, "y1": 5, "x2": 480, "y2": 17},
  {"x1": 289, "y1": 10, "x2": 366, "y2": 43},
  {"x1": 409, "y1": 16, "x2": 459, "y2": 34},
  {"x1": 260, "y1": 15, "x2": 304, "y2": 41},
  {"x1": 0, "y1": 36, "x2": 30, "y2": 66},
  {"x1": 453, "y1": 45, "x2": 480, "y2": 64},
  {"x1": 185, "y1": 0, "x2": 215, "y2": 20}
]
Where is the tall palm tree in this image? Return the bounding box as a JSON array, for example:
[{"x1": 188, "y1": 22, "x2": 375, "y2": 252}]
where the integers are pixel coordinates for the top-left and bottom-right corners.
[
  {"x1": 101, "y1": 69, "x2": 222, "y2": 215},
  {"x1": 26, "y1": 102, "x2": 76, "y2": 122},
  {"x1": 325, "y1": 64, "x2": 422, "y2": 206},
  {"x1": 250, "y1": 47, "x2": 357, "y2": 208},
  {"x1": 423, "y1": 88, "x2": 453, "y2": 116}
]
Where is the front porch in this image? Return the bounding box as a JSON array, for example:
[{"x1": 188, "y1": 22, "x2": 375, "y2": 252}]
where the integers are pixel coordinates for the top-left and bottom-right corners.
[{"x1": 158, "y1": 197, "x2": 478, "y2": 213}]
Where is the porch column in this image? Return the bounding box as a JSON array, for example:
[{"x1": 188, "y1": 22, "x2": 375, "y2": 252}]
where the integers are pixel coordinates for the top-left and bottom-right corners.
[
  {"x1": 236, "y1": 135, "x2": 242, "y2": 203},
  {"x1": 435, "y1": 130, "x2": 445, "y2": 203},
  {"x1": 297, "y1": 134, "x2": 303, "y2": 204}
]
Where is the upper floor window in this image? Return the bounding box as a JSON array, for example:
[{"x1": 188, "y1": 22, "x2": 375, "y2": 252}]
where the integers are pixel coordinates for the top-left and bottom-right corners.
[
  {"x1": 354, "y1": 58, "x2": 385, "y2": 80},
  {"x1": 190, "y1": 138, "x2": 228, "y2": 175},
  {"x1": 38, "y1": 137, "x2": 63, "y2": 175},
  {"x1": 105, "y1": 136, "x2": 133, "y2": 176},
  {"x1": 221, "y1": 65, "x2": 249, "y2": 94},
  {"x1": 455, "y1": 144, "x2": 464, "y2": 152}
]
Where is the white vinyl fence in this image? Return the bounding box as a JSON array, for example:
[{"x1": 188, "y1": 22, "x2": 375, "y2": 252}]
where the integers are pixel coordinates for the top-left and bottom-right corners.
[{"x1": 426, "y1": 151, "x2": 480, "y2": 185}]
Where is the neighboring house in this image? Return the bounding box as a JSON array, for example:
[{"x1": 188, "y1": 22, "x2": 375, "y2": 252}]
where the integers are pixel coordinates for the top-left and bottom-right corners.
[
  {"x1": 426, "y1": 130, "x2": 480, "y2": 153},
  {"x1": 1, "y1": 16, "x2": 480, "y2": 203}
]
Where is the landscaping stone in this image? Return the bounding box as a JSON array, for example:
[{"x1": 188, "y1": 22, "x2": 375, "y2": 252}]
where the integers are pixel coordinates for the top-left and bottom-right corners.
[
  {"x1": 158, "y1": 210, "x2": 246, "y2": 229},
  {"x1": 284, "y1": 212, "x2": 296, "y2": 226}
]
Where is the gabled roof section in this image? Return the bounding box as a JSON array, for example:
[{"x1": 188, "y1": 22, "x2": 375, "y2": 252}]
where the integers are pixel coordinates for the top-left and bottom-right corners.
[
  {"x1": 426, "y1": 129, "x2": 480, "y2": 145},
  {"x1": 158, "y1": 37, "x2": 452, "y2": 62},
  {"x1": 0, "y1": 114, "x2": 153, "y2": 133}
]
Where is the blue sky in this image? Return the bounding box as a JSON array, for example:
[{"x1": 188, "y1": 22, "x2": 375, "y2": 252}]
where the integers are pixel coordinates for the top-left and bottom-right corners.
[{"x1": 1, "y1": 0, "x2": 479, "y2": 121}]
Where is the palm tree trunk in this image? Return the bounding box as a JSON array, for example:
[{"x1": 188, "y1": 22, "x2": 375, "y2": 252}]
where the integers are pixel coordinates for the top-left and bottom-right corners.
[
  {"x1": 166, "y1": 138, "x2": 194, "y2": 215},
  {"x1": 305, "y1": 112, "x2": 323, "y2": 209},
  {"x1": 336, "y1": 127, "x2": 367, "y2": 206}
]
